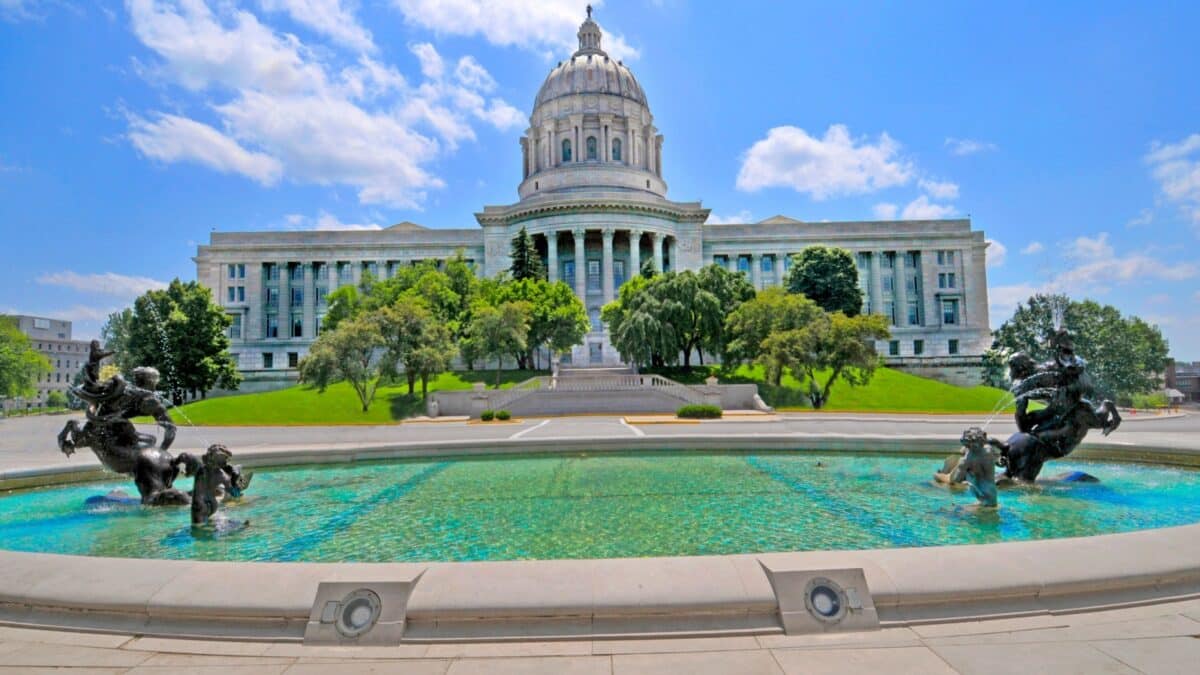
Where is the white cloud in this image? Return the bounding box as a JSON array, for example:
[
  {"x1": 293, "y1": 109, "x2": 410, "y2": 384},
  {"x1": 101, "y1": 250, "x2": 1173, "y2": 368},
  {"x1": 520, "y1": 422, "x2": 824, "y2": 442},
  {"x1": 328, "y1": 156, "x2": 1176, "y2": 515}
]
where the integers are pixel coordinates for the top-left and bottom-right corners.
[
  {"x1": 706, "y1": 210, "x2": 753, "y2": 225},
  {"x1": 1145, "y1": 134, "x2": 1200, "y2": 231},
  {"x1": 736, "y1": 124, "x2": 913, "y2": 199},
  {"x1": 37, "y1": 271, "x2": 169, "y2": 298},
  {"x1": 986, "y1": 239, "x2": 1007, "y2": 268},
  {"x1": 0, "y1": 0, "x2": 45, "y2": 22},
  {"x1": 389, "y1": 0, "x2": 639, "y2": 61},
  {"x1": 123, "y1": 1, "x2": 524, "y2": 209},
  {"x1": 1126, "y1": 208, "x2": 1154, "y2": 228},
  {"x1": 900, "y1": 195, "x2": 956, "y2": 220},
  {"x1": 990, "y1": 233, "x2": 1197, "y2": 325},
  {"x1": 259, "y1": 0, "x2": 375, "y2": 52},
  {"x1": 872, "y1": 203, "x2": 898, "y2": 220},
  {"x1": 126, "y1": 112, "x2": 284, "y2": 185},
  {"x1": 1021, "y1": 241, "x2": 1045, "y2": 255},
  {"x1": 918, "y1": 178, "x2": 959, "y2": 200},
  {"x1": 945, "y1": 137, "x2": 997, "y2": 156}
]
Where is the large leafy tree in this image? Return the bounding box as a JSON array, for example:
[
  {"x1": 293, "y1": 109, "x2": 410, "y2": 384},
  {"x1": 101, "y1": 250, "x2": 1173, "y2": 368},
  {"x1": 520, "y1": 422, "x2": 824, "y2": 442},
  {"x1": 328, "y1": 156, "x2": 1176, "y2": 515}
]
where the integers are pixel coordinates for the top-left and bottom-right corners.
[
  {"x1": 121, "y1": 280, "x2": 240, "y2": 404},
  {"x1": 509, "y1": 226, "x2": 545, "y2": 280},
  {"x1": 602, "y1": 275, "x2": 666, "y2": 368},
  {"x1": 724, "y1": 288, "x2": 825, "y2": 385},
  {"x1": 299, "y1": 313, "x2": 387, "y2": 412},
  {"x1": 467, "y1": 301, "x2": 531, "y2": 388},
  {"x1": 489, "y1": 277, "x2": 588, "y2": 369},
  {"x1": 766, "y1": 312, "x2": 890, "y2": 408},
  {"x1": 784, "y1": 246, "x2": 864, "y2": 317},
  {"x1": 100, "y1": 308, "x2": 137, "y2": 374},
  {"x1": 986, "y1": 294, "x2": 1169, "y2": 402},
  {"x1": 0, "y1": 315, "x2": 50, "y2": 401},
  {"x1": 696, "y1": 264, "x2": 756, "y2": 360}
]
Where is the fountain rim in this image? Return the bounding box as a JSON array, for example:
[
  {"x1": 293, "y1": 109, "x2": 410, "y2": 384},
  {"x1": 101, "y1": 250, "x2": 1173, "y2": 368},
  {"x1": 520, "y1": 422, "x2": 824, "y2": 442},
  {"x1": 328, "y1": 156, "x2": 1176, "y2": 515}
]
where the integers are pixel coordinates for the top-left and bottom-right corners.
[{"x1": 1, "y1": 434, "x2": 1198, "y2": 642}]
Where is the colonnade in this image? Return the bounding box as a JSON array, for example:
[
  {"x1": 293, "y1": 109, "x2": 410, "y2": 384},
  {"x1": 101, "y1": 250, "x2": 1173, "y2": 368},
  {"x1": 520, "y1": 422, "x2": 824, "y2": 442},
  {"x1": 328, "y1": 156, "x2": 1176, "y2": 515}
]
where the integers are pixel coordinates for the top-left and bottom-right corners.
[{"x1": 542, "y1": 229, "x2": 670, "y2": 308}]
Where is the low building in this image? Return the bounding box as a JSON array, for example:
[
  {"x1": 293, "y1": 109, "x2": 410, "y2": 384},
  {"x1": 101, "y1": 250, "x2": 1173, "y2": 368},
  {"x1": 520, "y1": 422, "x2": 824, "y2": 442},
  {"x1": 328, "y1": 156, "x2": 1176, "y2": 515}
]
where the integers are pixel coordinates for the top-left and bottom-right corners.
[
  {"x1": 2, "y1": 315, "x2": 90, "y2": 410},
  {"x1": 194, "y1": 10, "x2": 992, "y2": 390},
  {"x1": 1165, "y1": 361, "x2": 1200, "y2": 403}
]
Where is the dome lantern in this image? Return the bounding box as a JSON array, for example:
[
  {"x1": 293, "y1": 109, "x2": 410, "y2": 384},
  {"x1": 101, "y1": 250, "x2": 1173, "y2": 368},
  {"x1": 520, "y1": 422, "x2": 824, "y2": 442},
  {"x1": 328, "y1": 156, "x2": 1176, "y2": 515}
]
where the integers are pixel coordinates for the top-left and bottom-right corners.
[{"x1": 576, "y1": 5, "x2": 604, "y2": 55}]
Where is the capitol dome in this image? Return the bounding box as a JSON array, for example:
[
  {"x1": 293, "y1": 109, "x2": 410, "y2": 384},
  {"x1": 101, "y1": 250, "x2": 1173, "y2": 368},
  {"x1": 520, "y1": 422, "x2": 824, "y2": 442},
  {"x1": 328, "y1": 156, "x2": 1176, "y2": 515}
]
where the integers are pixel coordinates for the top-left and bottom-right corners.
[{"x1": 517, "y1": 8, "x2": 666, "y2": 200}]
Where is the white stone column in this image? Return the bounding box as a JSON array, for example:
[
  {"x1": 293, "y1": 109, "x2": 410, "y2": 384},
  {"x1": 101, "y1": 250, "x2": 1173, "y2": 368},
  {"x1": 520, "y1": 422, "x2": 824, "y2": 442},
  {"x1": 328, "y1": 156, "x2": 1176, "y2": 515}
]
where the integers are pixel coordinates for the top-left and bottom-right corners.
[
  {"x1": 750, "y1": 253, "x2": 762, "y2": 290},
  {"x1": 726, "y1": 254, "x2": 737, "y2": 272},
  {"x1": 573, "y1": 228, "x2": 587, "y2": 299},
  {"x1": 650, "y1": 232, "x2": 663, "y2": 272},
  {"x1": 625, "y1": 126, "x2": 633, "y2": 166},
  {"x1": 869, "y1": 251, "x2": 883, "y2": 318},
  {"x1": 601, "y1": 228, "x2": 615, "y2": 304},
  {"x1": 628, "y1": 229, "x2": 641, "y2": 278},
  {"x1": 895, "y1": 251, "x2": 909, "y2": 326},
  {"x1": 302, "y1": 262, "x2": 315, "y2": 339},
  {"x1": 547, "y1": 232, "x2": 559, "y2": 283},
  {"x1": 777, "y1": 252, "x2": 789, "y2": 286},
  {"x1": 246, "y1": 262, "x2": 263, "y2": 340},
  {"x1": 278, "y1": 261, "x2": 291, "y2": 338},
  {"x1": 351, "y1": 260, "x2": 362, "y2": 287},
  {"x1": 921, "y1": 250, "x2": 938, "y2": 327}
]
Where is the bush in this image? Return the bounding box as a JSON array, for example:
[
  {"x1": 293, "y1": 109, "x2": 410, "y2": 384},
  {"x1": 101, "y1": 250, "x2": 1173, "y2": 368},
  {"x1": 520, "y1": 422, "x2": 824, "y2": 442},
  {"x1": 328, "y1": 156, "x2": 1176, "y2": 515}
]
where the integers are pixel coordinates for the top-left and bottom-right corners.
[
  {"x1": 496, "y1": 409, "x2": 511, "y2": 420},
  {"x1": 1130, "y1": 392, "x2": 1169, "y2": 410},
  {"x1": 480, "y1": 409, "x2": 495, "y2": 421},
  {"x1": 677, "y1": 404, "x2": 722, "y2": 419},
  {"x1": 46, "y1": 391, "x2": 69, "y2": 409}
]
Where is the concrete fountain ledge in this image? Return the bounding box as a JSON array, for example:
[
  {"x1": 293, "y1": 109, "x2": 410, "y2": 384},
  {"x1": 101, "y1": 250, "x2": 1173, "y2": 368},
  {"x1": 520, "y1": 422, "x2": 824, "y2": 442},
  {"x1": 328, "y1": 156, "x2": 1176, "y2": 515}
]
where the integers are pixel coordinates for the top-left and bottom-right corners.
[{"x1": 1, "y1": 435, "x2": 1199, "y2": 641}]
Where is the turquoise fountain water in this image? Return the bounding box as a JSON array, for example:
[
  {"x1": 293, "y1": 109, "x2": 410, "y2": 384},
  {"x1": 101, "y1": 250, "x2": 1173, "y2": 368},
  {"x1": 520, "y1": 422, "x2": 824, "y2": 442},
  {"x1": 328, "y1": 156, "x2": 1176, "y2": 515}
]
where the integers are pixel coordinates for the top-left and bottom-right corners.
[{"x1": 2, "y1": 450, "x2": 1198, "y2": 562}]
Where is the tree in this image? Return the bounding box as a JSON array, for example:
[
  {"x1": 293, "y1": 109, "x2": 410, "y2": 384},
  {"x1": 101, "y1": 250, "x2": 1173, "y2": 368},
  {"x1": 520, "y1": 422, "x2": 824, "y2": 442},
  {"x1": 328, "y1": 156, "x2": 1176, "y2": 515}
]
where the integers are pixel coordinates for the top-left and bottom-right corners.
[
  {"x1": 124, "y1": 280, "x2": 240, "y2": 405},
  {"x1": 696, "y1": 264, "x2": 756, "y2": 361},
  {"x1": 784, "y1": 246, "x2": 864, "y2": 317},
  {"x1": 986, "y1": 294, "x2": 1170, "y2": 403},
  {"x1": 765, "y1": 312, "x2": 890, "y2": 408},
  {"x1": 0, "y1": 316, "x2": 50, "y2": 401},
  {"x1": 405, "y1": 322, "x2": 456, "y2": 398},
  {"x1": 299, "y1": 314, "x2": 387, "y2": 412},
  {"x1": 100, "y1": 308, "x2": 137, "y2": 374},
  {"x1": 655, "y1": 271, "x2": 722, "y2": 370},
  {"x1": 375, "y1": 299, "x2": 433, "y2": 393},
  {"x1": 724, "y1": 288, "x2": 825, "y2": 385},
  {"x1": 489, "y1": 277, "x2": 587, "y2": 369},
  {"x1": 603, "y1": 275, "x2": 668, "y2": 368},
  {"x1": 467, "y1": 301, "x2": 530, "y2": 388},
  {"x1": 322, "y1": 285, "x2": 362, "y2": 332},
  {"x1": 46, "y1": 390, "x2": 68, "y2": 409},
  {"x1": 509, "y1": 226, "x2": 545, "y2": 280}
]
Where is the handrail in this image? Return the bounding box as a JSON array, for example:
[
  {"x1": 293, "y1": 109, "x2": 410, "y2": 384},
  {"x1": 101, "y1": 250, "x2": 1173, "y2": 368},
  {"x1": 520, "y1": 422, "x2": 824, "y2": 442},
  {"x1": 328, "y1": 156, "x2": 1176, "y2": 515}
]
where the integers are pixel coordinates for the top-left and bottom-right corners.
[{"x1": 486, "y1": 372, "x2": 705, "y2": 408}]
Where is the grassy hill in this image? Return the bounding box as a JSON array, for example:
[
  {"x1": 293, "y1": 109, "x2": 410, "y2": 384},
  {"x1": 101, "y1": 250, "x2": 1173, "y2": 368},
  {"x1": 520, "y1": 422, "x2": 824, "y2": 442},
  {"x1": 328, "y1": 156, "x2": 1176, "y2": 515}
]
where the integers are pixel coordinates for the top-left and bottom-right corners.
[{"x1": 161, "y1": 365, "x2": 1014, "y2": 425}]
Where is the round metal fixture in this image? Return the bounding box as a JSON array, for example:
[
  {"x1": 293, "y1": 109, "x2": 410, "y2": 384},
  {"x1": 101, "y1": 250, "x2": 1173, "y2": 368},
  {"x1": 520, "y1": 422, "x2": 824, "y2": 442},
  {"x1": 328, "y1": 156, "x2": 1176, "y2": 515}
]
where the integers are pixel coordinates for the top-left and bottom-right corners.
[
  {"x1": 335, "y1": 589, "x2": 382, "y2": 638},
  {"x1": 803, "y1": 577, "x2": 848, "y2": 624}
]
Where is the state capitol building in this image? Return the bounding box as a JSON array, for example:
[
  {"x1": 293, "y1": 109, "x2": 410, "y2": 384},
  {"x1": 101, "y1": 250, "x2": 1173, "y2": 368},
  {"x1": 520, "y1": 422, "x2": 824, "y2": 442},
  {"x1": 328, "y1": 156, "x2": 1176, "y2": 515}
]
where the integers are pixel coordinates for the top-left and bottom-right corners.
[{"x1": 195, "y1": 12, "x2": 992, "y2": 390}]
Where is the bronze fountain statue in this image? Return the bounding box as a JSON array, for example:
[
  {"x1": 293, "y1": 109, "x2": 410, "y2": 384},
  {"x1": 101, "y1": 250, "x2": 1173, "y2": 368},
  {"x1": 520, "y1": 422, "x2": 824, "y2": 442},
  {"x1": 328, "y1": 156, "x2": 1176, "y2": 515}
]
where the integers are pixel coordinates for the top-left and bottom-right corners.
[
  {"x1": 938, "y1": 327, "x2": 1121, "y2": 505},
  {"x1": 57, "y1": 341, "x2": 251, "y2": 508}
]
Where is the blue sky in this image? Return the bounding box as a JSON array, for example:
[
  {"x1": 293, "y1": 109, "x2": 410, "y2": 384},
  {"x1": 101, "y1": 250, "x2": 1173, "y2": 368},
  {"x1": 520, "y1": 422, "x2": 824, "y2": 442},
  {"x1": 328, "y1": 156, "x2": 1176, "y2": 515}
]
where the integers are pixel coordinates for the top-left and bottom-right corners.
[{"x1": 2, "y1": 1, "x2": 1199, "y2": 359}]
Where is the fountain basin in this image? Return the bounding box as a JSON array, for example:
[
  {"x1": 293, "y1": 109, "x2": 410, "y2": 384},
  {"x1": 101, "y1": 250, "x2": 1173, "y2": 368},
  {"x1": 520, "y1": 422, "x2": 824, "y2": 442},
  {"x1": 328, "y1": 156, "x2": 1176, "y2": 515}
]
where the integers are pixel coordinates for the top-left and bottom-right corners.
[{"x1": 1, "y1": 435, "x2": 1198, "y2": 641}]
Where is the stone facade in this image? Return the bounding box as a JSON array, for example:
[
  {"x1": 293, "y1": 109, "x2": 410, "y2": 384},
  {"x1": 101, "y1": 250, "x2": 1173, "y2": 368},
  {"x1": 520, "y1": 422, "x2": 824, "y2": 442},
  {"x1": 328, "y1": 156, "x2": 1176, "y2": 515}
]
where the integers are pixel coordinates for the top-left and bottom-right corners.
[
  {"x1": 3, "y1": 315, "x2": 90, "y2": 410},
  {"x1": 193, "y1": 11, "x2": 992, "y2": 386}
]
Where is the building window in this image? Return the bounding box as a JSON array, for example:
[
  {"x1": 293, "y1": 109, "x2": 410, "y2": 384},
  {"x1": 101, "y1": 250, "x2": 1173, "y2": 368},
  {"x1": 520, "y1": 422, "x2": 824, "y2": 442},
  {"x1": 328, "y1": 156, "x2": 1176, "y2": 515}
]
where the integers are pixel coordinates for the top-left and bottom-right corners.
[
  {"x1": 228, "y1": 264, "x2": 236, "y2": 279},
  {"x1": 312, "y1": 262, "x2": 324, "y2": 279},
  {"x1": 292, "y1": 314, "x2": 303, "y2": 338},
  {"x1": 316, "y1": 287, "x2": 327, "y2": 305},
  {"x1": 914, "y1": 340, "x2": 925, "y2": 355},
  {"x1": 586, "y1": 136, "x2": 597, "y2": 160},
  {"x1": 291, "y1": 287, "x2": 303, "y2": 306},
  {"x1": 266, "y1": 287, "x2": 279, "y2": 308},
  {"x1": 229, "y1": 314, "x2": 242, "y2": 340},
  {"x1": 588, "y1": 307, "x2": 602, "y2": 331},
  {"x1": 228, "y1": 287, "x2": 236, "y2": 303},
  {"x1": 587, "y1": 260, "x2": 601, "y2": 291},
  {"x1": 939, "y1": 272, "x2": 957, "y2": 289},
  {"x1": 238, "y1": 286, "x2": 245, "y2": 302},
  {"x1": 883, "y1": 301, "x2": 896, "y2": 326},
  {"x1": 562, "y1": 139, "x2": 572, "y2": 162},
  {"x1": 315, "y1": 315, "x2": 324, "y2": 336},
  {"x1": 907, "y1": 300, "x2": 920, "y2": 326},
  {"x1": 889, "y1": 340, "x2": 900, "y2": 356},
  {"x1": 612, "y1": 138, "x2": 622, "y2": 161},
  {"x1": 905, "y1": 251, "x2": 920, "y2": 268},
  {"x1": 882, "y1": 276, "x2": 894, "y2": 293},
  {"x1": 761, "y1": 256, "x2": 773, "y2": 272},
  {"x1": 338, "y1": 262, "x2": 352, "y2": 282},
  {"x1": 288, "y1": 352, "x2": 299, "y2": 368},
  {"x1": 265, "y1": 263, "x2": 279, "y2": 281},
  {"x1": 266, "y1": 315, "x2": 279, "y2": 338},
  {"x1": 943, "y1": 299, "x2": 960, "y2": 325},
  {"x1": 262, "y1": 353, "x2": 274, "y2": 369},
  {"x1": 238, "y1": 263, "x2": 246, "y2": 278},
  {"x1": 949, "y1": 339, "x2": 960, "y2": 355},
  {"x1": 881, "y1": 252, "x2": 895, "y2": 269},
  {"x1": 906, "y1": 276, "x2": 918, "y2": 294},
  {"x1": 614, "y1": 260, "x2": 626, "y2": 287},
  {"x1": 736, "y1": 256, "x2": 749, "y2": 273},
  {"x1": 563, "y1": 260, "x2": 575, "y2": 281},
  {"x1": 363, "y1": 262, "x2": 378, "y2": 279},
  {"x1": 34, "y1": 318, "x2": 49, "y2": 329},
  {"x1": 937, "y1": 250, "x2": 956, "y2": 266},
  {"x1": 289, "y1": 264, "x2": 303, "y2": 282},
  {"x1": 780, "y1": 253, "x2": 791, "y2": 271}
]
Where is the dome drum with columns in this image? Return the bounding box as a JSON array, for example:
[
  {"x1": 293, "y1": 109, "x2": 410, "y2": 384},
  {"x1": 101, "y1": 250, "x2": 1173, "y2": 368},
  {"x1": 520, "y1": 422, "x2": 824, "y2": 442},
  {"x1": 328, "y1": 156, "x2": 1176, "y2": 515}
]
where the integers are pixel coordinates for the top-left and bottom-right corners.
[{"x1": 196, "y1": 9, "x2": 994, "y2": 383}]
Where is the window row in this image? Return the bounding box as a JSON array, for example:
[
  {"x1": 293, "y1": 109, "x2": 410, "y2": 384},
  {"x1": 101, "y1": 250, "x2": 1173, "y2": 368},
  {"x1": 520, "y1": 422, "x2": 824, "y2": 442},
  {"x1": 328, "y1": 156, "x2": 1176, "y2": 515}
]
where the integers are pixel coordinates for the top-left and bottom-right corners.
[
  {"x1": 260, "y1": 352, "x2": 301, "y2": 369},
  {"x1": 260, "y1": 314, "x2": 326, "y2": 339},
  {"x1": 887, "y1": 339, "x2": 960, "y2": 356},
  {"x1": 561, "y1": 137, "x2": 623, "y2": 162}
]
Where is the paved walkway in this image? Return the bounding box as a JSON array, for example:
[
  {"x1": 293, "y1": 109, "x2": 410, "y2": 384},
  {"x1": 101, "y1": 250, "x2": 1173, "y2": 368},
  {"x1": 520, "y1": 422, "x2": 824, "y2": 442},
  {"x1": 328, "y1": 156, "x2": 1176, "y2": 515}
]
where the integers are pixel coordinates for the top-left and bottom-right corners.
[
  {"x1": 1, "y1": 597, "x2": 1199, "y2": 673},
  {"x1": 2, "y1": 411, "x2": 1197, "y2": 474}
]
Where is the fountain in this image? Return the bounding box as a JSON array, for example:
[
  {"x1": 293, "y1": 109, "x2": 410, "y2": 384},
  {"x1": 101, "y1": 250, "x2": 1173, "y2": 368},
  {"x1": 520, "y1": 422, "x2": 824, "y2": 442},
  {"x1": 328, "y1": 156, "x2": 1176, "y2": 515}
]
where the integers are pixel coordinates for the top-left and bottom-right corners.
[{"x1": 55, "y1": 339, "x2": 251, "y2": 508}]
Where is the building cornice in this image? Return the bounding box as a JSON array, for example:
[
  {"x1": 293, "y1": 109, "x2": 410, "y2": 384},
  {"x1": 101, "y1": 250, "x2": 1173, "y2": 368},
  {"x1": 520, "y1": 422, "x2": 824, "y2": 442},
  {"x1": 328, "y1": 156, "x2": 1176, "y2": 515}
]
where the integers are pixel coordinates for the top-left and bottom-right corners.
[{"x1": 476, "y1": 193, "x2": 710, "y2": 227}]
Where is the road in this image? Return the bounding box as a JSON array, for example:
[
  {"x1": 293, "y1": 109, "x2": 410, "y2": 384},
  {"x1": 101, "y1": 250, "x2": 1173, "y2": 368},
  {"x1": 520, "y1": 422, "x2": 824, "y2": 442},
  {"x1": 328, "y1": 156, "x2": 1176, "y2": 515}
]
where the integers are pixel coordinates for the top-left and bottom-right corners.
[{"x1": 2, "y1": 410, "x2": 1196, "y2": 474}]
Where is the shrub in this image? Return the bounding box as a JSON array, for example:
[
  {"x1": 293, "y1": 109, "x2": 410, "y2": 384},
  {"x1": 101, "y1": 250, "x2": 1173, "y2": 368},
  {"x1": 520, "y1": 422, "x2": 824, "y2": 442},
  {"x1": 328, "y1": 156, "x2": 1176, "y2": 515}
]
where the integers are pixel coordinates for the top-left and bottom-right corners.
[
  {"x1": 480, "y1": 409, "x2": 495, "y2": 421},
  {"x1": 46, "y1": 391, "x2": 69, "y2": 409},
  {"x1": 496, "y1": 409, "x2": 511, "y2": 420},
  {"x1": 1130, "y1": 392, "x2": 1169, "y2": 410},
  {"x1": 677, "y1": 404, "x2": 722, "y2": 419}
]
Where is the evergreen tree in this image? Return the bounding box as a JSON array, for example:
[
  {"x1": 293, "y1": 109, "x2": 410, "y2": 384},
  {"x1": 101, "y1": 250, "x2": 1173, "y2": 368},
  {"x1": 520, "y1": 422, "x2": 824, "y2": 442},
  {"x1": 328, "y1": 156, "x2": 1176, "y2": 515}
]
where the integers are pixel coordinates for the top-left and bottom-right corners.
[
  {"x1": 784, "y1": 246, "x2": 864, "y2": 317},
  {"x1": 509, "y1": 226, "x2": 545, "y2": 280}
]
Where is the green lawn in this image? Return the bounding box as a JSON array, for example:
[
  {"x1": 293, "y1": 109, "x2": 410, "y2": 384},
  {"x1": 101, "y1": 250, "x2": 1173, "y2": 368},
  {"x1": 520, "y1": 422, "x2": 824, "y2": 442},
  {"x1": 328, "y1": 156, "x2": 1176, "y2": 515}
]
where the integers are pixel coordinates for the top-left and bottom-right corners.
[
  {"x1": 163, "y1": 365, "x2": 1014, "y2": 425},
  {"x1": 163, "y1": 370, "x2": 547, "y2": 426},
  {"x1": 652, "y1": 364, "x2": 1016, "y2": 414}
]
